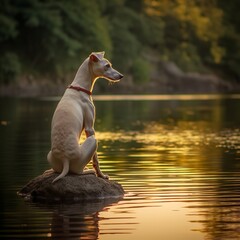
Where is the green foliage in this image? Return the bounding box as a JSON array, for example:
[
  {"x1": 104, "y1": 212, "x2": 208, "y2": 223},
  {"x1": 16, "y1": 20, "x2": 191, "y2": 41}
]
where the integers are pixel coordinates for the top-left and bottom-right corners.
[
  {"x1": 132, "y1": 58, "x2": 150, "y2": 84},
  {"x1": 109, "y1": 8, "x2": 141, "y2": 70},
  {"x1": 166, "y1": 42, "x2": 205, "y2": 72},
  {"x1": 216, "y1": 0, "x2": 240, "y2": 80},
  {"x1": 0, "y1": 14, "x2": 17, "y2": 41},
  {"x1": 0, "y1": 0, "x2": 113, "y2": 79},
  {"x1": 0, "y1": 0, "x2": 239, "y2": 84},
  {"x1": 0, "y1": 53, "x2": 21, "y2": 84},
  {"x1": 0, "y1": 0, "x2": 18, "y2": 41}
]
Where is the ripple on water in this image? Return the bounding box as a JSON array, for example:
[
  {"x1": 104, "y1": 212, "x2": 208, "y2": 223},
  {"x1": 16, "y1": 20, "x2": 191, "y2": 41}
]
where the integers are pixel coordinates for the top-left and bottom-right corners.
[{"x1": 1, "y1": 96, "x2": 240, "y2": 239}]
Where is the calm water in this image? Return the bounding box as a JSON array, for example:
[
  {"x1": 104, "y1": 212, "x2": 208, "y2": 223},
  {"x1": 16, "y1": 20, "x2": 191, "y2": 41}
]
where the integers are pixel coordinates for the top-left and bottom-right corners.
[{"x1": 0, "y1": 94, "x2": 240, "y2": 240}]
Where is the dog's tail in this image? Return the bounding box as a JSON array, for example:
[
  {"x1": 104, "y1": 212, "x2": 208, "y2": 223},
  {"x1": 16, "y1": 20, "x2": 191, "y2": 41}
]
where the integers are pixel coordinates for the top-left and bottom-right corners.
[{"x1": 52, "y1": 159, "x2": 69, "y2": 183}]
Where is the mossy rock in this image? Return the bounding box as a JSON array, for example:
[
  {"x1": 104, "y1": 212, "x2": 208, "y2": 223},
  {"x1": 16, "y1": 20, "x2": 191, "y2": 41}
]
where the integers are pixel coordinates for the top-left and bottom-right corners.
[{"x1": 18, "y1": 171, "x2": 124, "y2": 204}]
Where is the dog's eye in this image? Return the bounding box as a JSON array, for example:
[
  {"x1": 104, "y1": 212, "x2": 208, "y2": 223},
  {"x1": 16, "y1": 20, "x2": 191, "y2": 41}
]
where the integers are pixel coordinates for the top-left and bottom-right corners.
[{"x1": 104, "y1": 64, "x2": 110, "y2": 70}]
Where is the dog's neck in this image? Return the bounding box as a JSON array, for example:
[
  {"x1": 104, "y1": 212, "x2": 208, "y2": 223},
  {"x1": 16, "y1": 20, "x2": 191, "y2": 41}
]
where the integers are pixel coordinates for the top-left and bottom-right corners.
[{"x1": 71, "y1": 58, "x2": 97, "y2": 92}]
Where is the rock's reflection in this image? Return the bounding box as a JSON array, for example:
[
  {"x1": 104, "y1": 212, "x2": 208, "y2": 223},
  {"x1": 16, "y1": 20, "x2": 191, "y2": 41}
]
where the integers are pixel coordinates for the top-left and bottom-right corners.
[{"x1": 31, "y1": 197, "x2": 123, "y2": 239}]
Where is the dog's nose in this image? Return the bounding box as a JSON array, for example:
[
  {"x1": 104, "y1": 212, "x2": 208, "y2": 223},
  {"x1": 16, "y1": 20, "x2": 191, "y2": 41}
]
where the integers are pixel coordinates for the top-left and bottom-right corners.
[{"x1": 119, "y1": 74, "x2": 124, "y2": 79}]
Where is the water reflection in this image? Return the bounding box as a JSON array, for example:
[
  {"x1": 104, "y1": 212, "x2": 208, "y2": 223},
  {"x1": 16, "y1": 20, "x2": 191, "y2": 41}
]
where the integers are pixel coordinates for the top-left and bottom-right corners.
[
  {"x1": 29, "y1": 198, "x2": 125, "y2": 239},
  {"x1": 94, "y1": 96, "x2": 240, "y2": 239},
  {"x1": 50, "y1": 211, "x2": 99, "y2": 239},
  {"x1": 0, "y1": 95, "x2": 240, "y2": 239}
]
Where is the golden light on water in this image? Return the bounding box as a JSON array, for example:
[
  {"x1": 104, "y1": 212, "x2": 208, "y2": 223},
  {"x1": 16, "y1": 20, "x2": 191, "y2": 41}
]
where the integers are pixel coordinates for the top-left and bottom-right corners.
[
  {"x1": 93, "y1": 94, "x2": 240, "y2": 101},
  {"x1": 91, "y1": 115, "x2": 240, "y2": 239},
  {"x1": 65, "y1": 94, "x2": 240, "y2": 240},
  {"x1": 0, "y1": 94, "x2": 240, "y2": 239},
  {"x1": 95, "y1": 123, "x2": 229, "y2": 153},
  {"x1": 100, "y1": 202, "x2": 203, "y2": 240}
]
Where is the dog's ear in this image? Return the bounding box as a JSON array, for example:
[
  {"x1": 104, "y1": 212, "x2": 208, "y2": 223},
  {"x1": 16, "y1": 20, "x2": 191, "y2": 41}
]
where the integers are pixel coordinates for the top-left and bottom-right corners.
[
  {"x1": 89, "y1": 52, "x2": 105, "y2": 62},
  {"x1": 89, "y1": 53, "x2": 100, "y2": 62}
]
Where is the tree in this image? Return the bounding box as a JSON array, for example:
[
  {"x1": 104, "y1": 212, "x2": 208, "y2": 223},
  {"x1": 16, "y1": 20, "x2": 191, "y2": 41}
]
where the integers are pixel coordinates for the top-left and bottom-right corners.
[
  {"x1": 144, "y1": 0, "x2": 226, "y2": 71},
  {"x1": 0, "y1": 0, "x2": 112, "y2": 81},
  {"x1": 217, "y1": 0, "x2": 240, "y2": 81}
]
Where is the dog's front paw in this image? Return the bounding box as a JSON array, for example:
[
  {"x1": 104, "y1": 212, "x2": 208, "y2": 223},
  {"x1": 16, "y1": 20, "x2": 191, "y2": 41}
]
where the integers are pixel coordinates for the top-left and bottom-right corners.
[
  {"x1": 103, "y1": 174, "x2": 109, "y2": 180},
  {"x1": 44, "y1": 168, "x2": 55, "y2": 175}
]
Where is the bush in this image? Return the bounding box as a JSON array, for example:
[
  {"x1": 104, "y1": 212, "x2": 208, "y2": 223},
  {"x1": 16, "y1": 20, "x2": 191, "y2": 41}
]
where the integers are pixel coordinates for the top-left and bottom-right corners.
[{"x1": 0, "y1": 53, "x2": 21, "y2": 84}]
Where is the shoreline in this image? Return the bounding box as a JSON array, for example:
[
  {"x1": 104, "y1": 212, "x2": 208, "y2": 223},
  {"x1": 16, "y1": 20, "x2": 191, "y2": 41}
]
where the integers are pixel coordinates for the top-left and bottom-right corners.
[
  {"x1": 1, "y1": 78, "x2": 239, "y2": 97},
  {"x1": 1, "y1": 61, "x2": 239, "y2": 97}
]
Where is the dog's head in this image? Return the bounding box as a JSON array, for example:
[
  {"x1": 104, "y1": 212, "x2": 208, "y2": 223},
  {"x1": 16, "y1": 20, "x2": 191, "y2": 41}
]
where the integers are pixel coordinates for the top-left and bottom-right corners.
[{"x1": 89, "y1": 52, "x2": 123, "y2": 82}]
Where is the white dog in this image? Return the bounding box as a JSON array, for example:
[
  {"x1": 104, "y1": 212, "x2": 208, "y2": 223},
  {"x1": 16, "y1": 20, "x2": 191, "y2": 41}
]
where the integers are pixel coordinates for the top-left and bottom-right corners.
[{"x1": 47, "y1": 52, "x2": 123, "y2": 183}]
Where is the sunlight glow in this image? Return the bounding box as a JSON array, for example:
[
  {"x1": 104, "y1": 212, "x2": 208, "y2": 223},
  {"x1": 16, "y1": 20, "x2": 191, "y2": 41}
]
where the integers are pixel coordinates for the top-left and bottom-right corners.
[
  {"x1": 100, "y1": 202, "x2": 203, "y2": 240},
  {"x1": 93, "y1": 94, "x2": 240, "y2": 101},
  {"x1": 40, "y1": 94, "x2": 240, "y2": 102}
]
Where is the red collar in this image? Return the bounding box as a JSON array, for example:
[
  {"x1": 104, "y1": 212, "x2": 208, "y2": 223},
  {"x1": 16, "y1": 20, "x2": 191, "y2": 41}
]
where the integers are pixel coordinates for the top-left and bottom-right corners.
[{"x1": 67, "y1": 85, "x2": 92, "y2": 95}]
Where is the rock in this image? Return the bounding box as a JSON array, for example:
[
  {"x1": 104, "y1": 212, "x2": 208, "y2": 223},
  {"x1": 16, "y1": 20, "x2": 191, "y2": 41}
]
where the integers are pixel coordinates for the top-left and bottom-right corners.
[
  {"x1": 18, "y1": 171, "x2": 125, "y2": 204},
  {"x1": 150, "y1": 61, "x2": 232, "y2": 93}
]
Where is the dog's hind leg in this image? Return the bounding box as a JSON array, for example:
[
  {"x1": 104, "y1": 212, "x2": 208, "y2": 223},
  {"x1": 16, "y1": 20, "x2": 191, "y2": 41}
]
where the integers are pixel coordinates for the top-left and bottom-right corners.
[
  {"x1": 52, "y1": 159, "x2": 69, "y2": 183},
  {"x1": 47, "y1": 150, "x2": 62, "y2": 173},
  {"x1": 44, "y1": 151, "x2": 57, "y2": 175},
  {"x1": 70, "y1": 135, "x2": 97, "y2": 174},
  {"x1": 47, "y1": 150, "x2": 70, "y2": 183}
]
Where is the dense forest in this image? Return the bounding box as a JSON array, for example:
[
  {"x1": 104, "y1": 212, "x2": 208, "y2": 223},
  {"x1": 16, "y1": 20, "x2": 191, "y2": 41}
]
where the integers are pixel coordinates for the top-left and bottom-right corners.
[{"x1": 0, "y1": 0, "x2": 240, "y2": 93}]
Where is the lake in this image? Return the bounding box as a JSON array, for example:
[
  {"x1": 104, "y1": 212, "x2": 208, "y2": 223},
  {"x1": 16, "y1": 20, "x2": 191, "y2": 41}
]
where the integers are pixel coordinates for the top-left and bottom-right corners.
[{"x1": 0, "y1": 94, "x2": 240, "y2": 240}]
